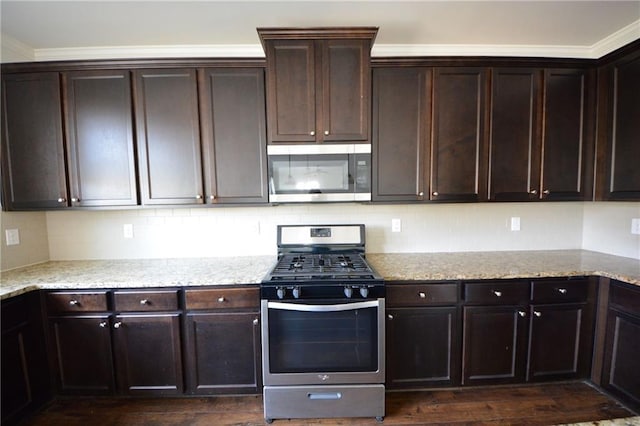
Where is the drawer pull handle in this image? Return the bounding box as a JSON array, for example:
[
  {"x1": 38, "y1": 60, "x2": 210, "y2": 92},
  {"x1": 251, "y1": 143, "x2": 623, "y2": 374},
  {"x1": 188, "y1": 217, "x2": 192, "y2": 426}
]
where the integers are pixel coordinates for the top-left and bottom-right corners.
[
  {"x1": 418, "y1": 292, "x2": 427, "y2": 299},
  {"x1": 113, "y1": 322, "x2": 122, "y2": 329},
  {"x1": 69, "y1": 300, "x2": 80, "y2": 306},
  {"x1": 140, "y1": 299, "x2": 150, "y2": 305},
  {"x1": 387, "y1": 314, "x2": 394, "y2": 320},
  {"x1": 493, "y1": 290, "x2": 502, "y2": 297},
  {"x1": 218, "y1": 297, "x2": 226, "y2": 303},
  {"x1": 534, "y1": 311, "x2": 542, "y2": 317},
  {"x1": 99, "y1": 321, "x2": 108, "y2": 328},
  {"x1": 557, "y1": 288, "x2": 567, "y2": 294},
  {"x1": 518, "y1": 311, "x2": 526, "y2": 317},
  {"x1": 253, "y1": 318, "x2": 259, "y2": 326}
]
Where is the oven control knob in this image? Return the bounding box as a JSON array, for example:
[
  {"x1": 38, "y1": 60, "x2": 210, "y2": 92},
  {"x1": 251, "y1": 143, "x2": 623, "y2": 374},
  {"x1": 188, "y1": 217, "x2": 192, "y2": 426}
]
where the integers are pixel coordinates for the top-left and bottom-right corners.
[
  {"x1": 344, "y1": 287, "x2": 353, "y2": 298},
  {"x1": 292, "y1": 287, "x2": 301, "y2": 299},
  {"x1": 360, "y1": 287, "x2": 369, "y2": 298},
  {"x1": 276, "y1": 287, "x2": 285, "y2": 299}
]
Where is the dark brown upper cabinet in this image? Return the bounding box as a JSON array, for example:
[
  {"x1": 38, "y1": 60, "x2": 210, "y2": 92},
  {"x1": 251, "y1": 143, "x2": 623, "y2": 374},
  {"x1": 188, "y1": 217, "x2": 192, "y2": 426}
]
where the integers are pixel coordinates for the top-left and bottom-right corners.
[
  {"x1": 372, "y1": 67, "x2": 431, "y2": 202},
  {"x1": 63, "y1": 70, "x2": 138, "y2": 207},
  {"x1": 1, "y1": 72, "x2": 68, "y2": 210},
  {"x1": 596, "y1": 45, "x2": 640, "y2": 200},
  {"x1": 258, "y1": 27, "x2": 377, "y2": 144},
  {"x1": 199, "y1": 68, "x2": 268, "y2": 204},
  {"x1": 133, "y1": 69, "x2": 205, "y2": 205},
  {"x1": 431, "y1": 67, "x2": 489, "y2": 202},
  {"x1": 540, "y1": 68, "x2": 595, "y2": 201},
  {"x1": 488, "y1": 69, "x2": 543, "y2": 201}
]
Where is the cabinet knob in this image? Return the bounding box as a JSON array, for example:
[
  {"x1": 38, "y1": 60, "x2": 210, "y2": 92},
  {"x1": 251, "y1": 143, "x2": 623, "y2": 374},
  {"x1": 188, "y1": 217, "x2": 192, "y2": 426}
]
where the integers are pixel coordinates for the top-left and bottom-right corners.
[
  {"x1": 310, "y1": 131, "x2": 315, "y2": 136},
  {"x1": 418, "y1": 192, "x2": 424, "y2": 197},
  {"x1": 57, "y1": 197, "x2": 66, "y2": 203},
  {"x1": 534, "y1": 311, "x2": 542, "y2": 317},
  {"x1": 543, "y1": 189, "x2": 550, "y2": 195},
  {"x1": 418, "y1": 292, "x2": 427, "y2": 299},
  {"x1": 529, "y1": 189, "x2": 538, "y2": 195},
  {"x1": 140, "y1": 299, "x2": 150, "y2": 305},
  {"x1": 557, "y1": 288, "x2": 567, "y2": 294},
  {"x1": 69, "y1": 299, "x2": 80, "y2": 306},
  {"x1": 387, "y1": 314, "x2": 394, "y2": 320},
  {"x1": 71, "y1": 197, "x2": 80, "y2": 202},
  {"x1": 217, "y1": 297, "x2": 225, "y2": 303},
  {"x1": 432, "y1": 191, "x2": 439, "y2": 196},
  {"x1": 113, "y1": 321, "x2": 122, "y2": 329},
  {"x1": 209, "y1": 195, "x2": 216, "y2": 201},
  {"x1": 518, "y1": 311, "x2": 526, "y2": 317},
  {"x1": 99, "y1": 321, "x2": 108, "y2": 328},
  {"x1": 493, "y1": 290, "x2": 502, "y2": 297},
  {"x1": 253, "y1": 318, "x2": 259, "y2": 326},
  {"x1": 195, "y1": 194, "x2": 203, "y2": 200},
  {"x1": 324, "y1": 130, "x2": 329, "y2": 136}
]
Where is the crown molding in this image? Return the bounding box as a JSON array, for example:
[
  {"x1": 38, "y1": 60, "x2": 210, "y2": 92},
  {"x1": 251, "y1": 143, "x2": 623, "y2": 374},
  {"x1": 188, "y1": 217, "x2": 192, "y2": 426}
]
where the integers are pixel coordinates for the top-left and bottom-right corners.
[
  {"x1": 1, "y1": 34, "x2": 35, "y2": 63},
  {"x1": 590, "y1": 19, "x2": 640, "y2": 58},
  {"x1": 370, "y1": 44, "x2": 594, "y2": 59}
]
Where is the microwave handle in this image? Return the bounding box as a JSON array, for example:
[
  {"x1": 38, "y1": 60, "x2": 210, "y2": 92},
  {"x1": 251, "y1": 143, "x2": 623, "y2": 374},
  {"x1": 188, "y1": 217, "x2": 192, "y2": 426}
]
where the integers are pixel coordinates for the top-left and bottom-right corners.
[{"x1": 267, "y1": 300, "x2": 379, "y2": 312}]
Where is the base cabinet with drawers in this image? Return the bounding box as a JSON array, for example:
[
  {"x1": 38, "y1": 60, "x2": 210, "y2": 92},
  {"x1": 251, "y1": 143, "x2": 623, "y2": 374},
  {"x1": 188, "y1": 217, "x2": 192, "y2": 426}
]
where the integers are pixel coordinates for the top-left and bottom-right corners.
[{"x1": 183, "y1": 287, "x2": 262, "y2": 395}]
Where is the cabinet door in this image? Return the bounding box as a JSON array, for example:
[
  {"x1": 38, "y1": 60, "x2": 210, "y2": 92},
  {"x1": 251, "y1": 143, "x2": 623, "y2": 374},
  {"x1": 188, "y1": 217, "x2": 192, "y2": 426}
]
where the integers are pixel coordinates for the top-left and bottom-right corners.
[
  {"x1": 48, "y1": 315, "x2": 115, "y2": 395},
  {"x1": 134, "y1": 69, "x2": 204, "y2": 205},
  {"x1": 527, "y1": 303, "x2": 588, "y2": 381},
  {"x1": 372, "y1": 67, "x2": 431, "y2": 202},
  {"x1": 112, "y1": 313, "x2": 183, "y2": 395},
  {"x1": 386, "y1": 307, "x2": 460, "y2": 388},
  {"x1": 200, "y1": 68, "x2": 268, "y2": 204},
  {"x1": 265, "y1": 40, "x2": 316, "y2": 143},
  {"x1": 462, "y1": 305, "x2": 528, "y2": 385},
  {"x1": 489, "y1": 69, "x2": 542, "y2": 201},
  {"x1": 431, "y1": 68, "x2": 489, "y2": 201},
  {"x1": 185, "y1": 312, "x2": 261, "y2": 394},
  {"x1": 64, "y1": 70, "x2": 137, "y2": 207},
  {"x1": 1, "y1": 72, "x2": 68, "y2": 210},
  {"x1": 320, "y1": 39, "x2": 370, "y2": 142},
  {"x1": 599, "y1": 50, "x2": 640, "y2": 200},
  {"x1": 541, "y1": 69, "x2": 592, "y2": 200}
]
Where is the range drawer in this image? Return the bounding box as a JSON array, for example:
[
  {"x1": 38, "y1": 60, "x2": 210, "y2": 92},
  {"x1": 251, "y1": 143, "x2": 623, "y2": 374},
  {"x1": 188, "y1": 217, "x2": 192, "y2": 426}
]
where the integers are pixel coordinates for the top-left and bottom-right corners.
[
  {"x1": 530, "y1": 279, "x2": 589, "y2": 303},
  {"x1": 113, "y1": 289, "x2": 179, "y2": 311},
  {"x1": 386, "y1": 283, "x2": 458, "y2": 306},
  {"x1": 464, "y1": 281, "x2": 529, "y2": 305},
  {"x1": 46, "y1": 291, "x2": 108, "y2": 313},
  {"x1": 185, "y1": 287, "x2": 259, "y2": 310}
]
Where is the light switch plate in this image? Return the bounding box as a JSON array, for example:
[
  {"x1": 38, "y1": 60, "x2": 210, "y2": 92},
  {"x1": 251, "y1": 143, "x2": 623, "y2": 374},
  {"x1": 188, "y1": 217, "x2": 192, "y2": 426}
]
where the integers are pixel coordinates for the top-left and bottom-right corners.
[
  {"x1": 632, "y1": 218, "x2": 640, "y2": 235},
  {"x1": 5, "y1": 229, "x2": 20, "y2": 246},
  {"x1": 510, "y1": 217, "x2": 521, "y2": 231}
]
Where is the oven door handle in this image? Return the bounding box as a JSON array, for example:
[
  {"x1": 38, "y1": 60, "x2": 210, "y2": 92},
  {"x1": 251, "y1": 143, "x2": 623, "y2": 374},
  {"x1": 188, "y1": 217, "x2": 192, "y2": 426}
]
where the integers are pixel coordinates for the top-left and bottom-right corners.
[{"x1": 267, "y1": 300, "x2": 379, "y2": 312}]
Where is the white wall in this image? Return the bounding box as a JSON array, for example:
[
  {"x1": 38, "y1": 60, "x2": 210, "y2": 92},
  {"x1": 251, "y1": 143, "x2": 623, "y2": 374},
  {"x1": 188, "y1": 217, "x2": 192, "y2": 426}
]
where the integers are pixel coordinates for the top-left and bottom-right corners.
[
  {"x1": 0, "y1": 210, "x2": 50, "y2": 271},
  {"x1": 582, "y1": 202, "x2": 640, "y2": 259},
  {"x1": 45, "y1": 202, "x2": 587, "y2": 260}
]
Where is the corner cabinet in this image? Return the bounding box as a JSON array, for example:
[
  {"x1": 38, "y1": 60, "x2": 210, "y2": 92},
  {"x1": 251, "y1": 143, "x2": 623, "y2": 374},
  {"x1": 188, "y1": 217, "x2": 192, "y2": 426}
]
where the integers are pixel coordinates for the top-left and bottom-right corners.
[
  {"x1": 258, "y1": 27, "x2": 377, "y2": 144},
  {"x1": 1, "y1": 72, "x2": 68, "y2": 210}
]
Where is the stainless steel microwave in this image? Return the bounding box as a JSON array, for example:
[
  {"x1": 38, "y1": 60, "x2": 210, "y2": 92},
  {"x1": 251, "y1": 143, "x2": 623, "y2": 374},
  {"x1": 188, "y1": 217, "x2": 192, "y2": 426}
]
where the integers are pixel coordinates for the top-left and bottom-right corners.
[{"x1": 267, "y1": 144, "x2": 371, "y2": 203}]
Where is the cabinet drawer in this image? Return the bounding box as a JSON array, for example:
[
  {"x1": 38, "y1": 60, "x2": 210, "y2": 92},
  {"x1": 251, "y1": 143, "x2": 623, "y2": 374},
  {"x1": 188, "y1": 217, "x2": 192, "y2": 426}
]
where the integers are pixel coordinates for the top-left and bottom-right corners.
[
  {"x1": 609, "y1": 282, "x2": 640, "y2": 315},
  {"x1": 387, "y1": 283, "x2": 458, "y2": 306},
  {"x1": 185, "y1": 287, "x2": 259, "y2": 310},
  {"x1": 46, "y1": 291, "x2": 108, "y2": 313},
  {"x1": 531, "y1": 279, "x2": 589, "y2": 303},
  {"x1": 113, "y1": 290, "x2": 179, "y2": 312},
  {"x1": 464, "y1": 281, "x2": 529, "y2": 305}
]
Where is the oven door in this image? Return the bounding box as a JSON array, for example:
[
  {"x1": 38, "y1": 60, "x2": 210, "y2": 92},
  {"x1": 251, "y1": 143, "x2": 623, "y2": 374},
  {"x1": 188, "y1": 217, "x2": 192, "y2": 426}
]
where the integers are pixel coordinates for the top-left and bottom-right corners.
[{"x1": 261, "y1": 298, "x2": 385, "y2": 386}]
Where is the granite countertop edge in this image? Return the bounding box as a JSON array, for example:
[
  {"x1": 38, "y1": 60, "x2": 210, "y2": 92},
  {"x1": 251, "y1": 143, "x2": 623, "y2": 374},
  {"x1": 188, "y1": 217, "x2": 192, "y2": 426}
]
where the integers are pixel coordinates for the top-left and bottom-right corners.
[{"x1": 1, "y1": 250, "x2": 639, "y2": 300}]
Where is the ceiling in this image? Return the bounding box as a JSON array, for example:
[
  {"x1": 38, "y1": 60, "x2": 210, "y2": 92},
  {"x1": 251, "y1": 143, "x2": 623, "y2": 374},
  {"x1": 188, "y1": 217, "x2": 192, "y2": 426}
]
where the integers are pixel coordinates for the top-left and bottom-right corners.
[{"x1": 1, "y1": 1, "x2": 639, "y2": 62}]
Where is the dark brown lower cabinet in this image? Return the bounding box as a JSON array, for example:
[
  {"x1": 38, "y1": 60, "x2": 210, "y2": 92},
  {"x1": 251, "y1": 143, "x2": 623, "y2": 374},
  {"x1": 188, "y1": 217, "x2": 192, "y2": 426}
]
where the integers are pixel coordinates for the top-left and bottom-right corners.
[
  {"x1": 1, "y1": 292, "x2": 51, "y2": 425},
  {"x1": 462, "y1": 305, "x2": 528, "y2": 385},
  {"x1": 48, "y1": 315, "x2": 115, "y2": 394},
  {"x1": 112, "y1": 313, "x2": 184, "y2": 395},
  {"x1": 386, "y1": 306, "x2": 460, "y2": 388},
  {"x1": 602, "y1": 281, "x2": 640, "y2": 412}
]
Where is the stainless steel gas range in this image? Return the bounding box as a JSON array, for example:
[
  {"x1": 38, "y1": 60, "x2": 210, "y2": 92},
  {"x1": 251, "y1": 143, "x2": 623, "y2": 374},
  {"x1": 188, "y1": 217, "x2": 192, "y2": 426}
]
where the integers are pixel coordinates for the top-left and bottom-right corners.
[{"x1": 260, "y1": 224, "x2": 385, "y2": 424}]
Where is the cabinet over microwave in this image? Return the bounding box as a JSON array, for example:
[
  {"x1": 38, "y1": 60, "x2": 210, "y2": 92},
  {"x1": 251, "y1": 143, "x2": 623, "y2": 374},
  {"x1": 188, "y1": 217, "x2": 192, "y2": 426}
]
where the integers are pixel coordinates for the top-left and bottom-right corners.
[{"x1": 267, "y1": 144, "x2": 371, "y2": 203}]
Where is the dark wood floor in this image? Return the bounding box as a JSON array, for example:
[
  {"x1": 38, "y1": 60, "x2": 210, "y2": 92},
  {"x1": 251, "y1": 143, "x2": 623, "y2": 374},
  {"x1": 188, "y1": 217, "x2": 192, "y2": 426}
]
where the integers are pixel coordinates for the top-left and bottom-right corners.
[{"x1": 20, "y1": 382, "x2": 636, "y2": 426}]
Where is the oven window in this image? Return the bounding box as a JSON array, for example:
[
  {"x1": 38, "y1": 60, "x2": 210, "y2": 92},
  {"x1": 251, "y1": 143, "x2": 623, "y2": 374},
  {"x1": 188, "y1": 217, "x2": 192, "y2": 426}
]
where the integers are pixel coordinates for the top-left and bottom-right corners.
[
  {"x1": 268, "y1": 305, "x2": 378, "y2": 373},
  {"x1": 269, "y1": 155, "x2": 350, "y2": 193}
]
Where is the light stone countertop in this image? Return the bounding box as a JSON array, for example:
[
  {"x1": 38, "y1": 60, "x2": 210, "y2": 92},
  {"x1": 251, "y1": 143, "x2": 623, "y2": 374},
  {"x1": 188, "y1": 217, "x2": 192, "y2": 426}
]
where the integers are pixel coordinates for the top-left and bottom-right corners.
[{"x1": 1, "y1": 250, "x2": 639, "y2": 300}]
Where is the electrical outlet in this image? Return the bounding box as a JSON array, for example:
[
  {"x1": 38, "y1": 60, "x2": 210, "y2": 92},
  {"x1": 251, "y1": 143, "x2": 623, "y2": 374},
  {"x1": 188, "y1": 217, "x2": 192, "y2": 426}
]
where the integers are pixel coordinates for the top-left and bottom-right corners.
[
  {"x1": 123, "y1": 224, "x2": 134, "y2": 239},
  {"x1": 632, "y1": 218, "x2": 640, "y2": 235},
  {"x1": 391, "y1": 218, "x2": 402, "y2": 233},
  {"x1": 5, "y1": 229, "x2": 20, "y2": 246},
  {"x1": 510, "y1": 217, "x2": 521, "y2": 231}
]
